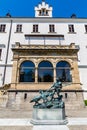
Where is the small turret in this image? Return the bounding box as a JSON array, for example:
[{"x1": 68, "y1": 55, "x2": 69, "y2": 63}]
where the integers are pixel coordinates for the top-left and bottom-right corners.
[
  {"x1": 6, "y1": 12, "x2": 11, "y2": 18},
  {"x1": 71, "y1": 14, "x2": 77, "y2": 18}
]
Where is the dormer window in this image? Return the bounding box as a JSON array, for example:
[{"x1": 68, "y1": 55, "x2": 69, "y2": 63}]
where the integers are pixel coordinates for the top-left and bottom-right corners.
[
  {"x1": 42, "y1": 8, "x2": 45, "y2": 16},
  {"x1": 39, "y1": 8, "x2": 48, "y2": 16},
  {"x1": 46, "y1": 10, "x2": 48, "y2": 15},
  {"x1": 35, "y1": 1, "x2": 52, "y2": 17},
  {"x1": 39, "y1": 10, "x2": 41, "y2": 16}
]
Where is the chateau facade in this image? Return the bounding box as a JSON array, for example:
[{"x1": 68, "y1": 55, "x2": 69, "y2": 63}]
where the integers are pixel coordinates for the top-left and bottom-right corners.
[{"x1": 0, "y1": 1, "x2": 87, "y2": 101}]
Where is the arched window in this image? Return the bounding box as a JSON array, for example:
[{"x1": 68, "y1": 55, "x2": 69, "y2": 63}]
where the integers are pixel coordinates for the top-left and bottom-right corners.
[
  {"x1": 38, "y1": 61, "x2": 53, "y2": 82},
  {"x1": 56, "y1": 61, "x2": 72, "y2": 82},
  {"x1": 19, "y1": 61, "x2": 35, "y2": 82}
]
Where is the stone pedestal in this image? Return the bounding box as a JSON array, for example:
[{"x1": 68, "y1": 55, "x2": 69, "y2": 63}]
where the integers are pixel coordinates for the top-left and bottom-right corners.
[{"x1": 31, "y1": 108, "x2": 68, "y2": 125}]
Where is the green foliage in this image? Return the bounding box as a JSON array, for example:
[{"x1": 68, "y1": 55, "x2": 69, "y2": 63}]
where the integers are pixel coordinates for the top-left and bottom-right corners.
[{"x1": 84, "y1": 100, "x2": 87, "y2": 106}]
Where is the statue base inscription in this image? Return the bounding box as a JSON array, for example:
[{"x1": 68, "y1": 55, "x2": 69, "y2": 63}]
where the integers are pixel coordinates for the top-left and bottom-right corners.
[{"x1": 31, "y1": 108, "x2": 68, "y2": 125}]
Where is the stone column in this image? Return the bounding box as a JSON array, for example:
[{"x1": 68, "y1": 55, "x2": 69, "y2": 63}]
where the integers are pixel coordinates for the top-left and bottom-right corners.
[
  {"x1": 53, "y1": 62, "x2": 56, "y2": 82},
  {"x1": 73, "y1": 61, "x2": 80, "y2": 83},
  {"x1": 54, "y1": 67, "x2": 56, "y2": 82},
  {"x1": 11, "y1": 59, "x2": 18, "y2": 89},
  {"x1": 35, "y1": 67, "x2": 38, "y2": 83}
]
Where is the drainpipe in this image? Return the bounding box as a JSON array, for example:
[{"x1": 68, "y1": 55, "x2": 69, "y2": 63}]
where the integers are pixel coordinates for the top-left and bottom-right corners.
[{"x1": 2, "y1": 19, "x2": 13, "y2": 85}]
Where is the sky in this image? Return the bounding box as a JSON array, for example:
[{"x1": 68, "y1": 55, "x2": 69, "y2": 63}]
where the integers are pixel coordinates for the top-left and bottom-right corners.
[{"x1": 0, "y1": 0, "x2": 87, "y2": 18}]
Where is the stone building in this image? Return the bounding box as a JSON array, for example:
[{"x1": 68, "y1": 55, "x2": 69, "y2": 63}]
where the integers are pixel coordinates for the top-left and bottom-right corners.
[{"x1": 0, "y1": 0, "x2": 86, "y2": 109}]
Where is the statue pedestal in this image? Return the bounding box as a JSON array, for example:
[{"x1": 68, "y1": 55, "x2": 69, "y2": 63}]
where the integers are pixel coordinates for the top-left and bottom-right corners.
[{"x1": 31, "y1": 108, "x2": 68, "y2": 125}]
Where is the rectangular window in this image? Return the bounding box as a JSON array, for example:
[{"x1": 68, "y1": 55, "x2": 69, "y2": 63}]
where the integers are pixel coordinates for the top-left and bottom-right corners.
[
  {"x1": 68, "y1": 25, "x2": 74, "y2": 33},
  {"x1": 16, "y1": 24, "x2": 22, "y2": 32},
  {"x1": 85, "y1": 25, "x2": 87, "y2": 33},
  {"x1": 0, "y1": 49, "x2": 2, "y2": 59},
  {"x1": 33, "y1": 25, "x2": 38, "y2": 32},
  {"x1": 0, "y1": 24, "x2": 6, "y2": 32},
  {"x1": 49, "y1": 25, "x2": 55, "y2": 33},
  {"x1": 0, "y1": 44, "x2": 5, "y2": 48}
]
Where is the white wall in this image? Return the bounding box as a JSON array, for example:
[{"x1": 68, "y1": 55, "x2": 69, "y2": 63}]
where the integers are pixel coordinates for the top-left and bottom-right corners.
[{"x1": 0, "y1": 18, "x2": 87, "y2": 99}]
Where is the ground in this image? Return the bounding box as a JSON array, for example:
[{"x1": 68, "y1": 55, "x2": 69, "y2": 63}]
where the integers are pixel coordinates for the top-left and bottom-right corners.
[{"x1": 0, "y1": 107, "x2": 87, "y2": 130}]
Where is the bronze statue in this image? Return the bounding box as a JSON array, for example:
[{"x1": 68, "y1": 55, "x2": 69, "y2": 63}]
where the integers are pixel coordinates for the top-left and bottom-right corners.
[{"x1": 30, "y1": 78, "x2": 64, "y2": 108}]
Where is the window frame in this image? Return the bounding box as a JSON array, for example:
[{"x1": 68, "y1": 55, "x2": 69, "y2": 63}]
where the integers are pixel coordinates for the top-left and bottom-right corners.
[
  {"x1": 19, "y1": 61, "x2": 35, "y2": 83},
  {"x1": 33, "y1": 24, "x2": 38, "y2": 33},
  {"x1": 85, "y1": 25, "x2": 87, "y2": 33},
  {"x1": 56, "y1": 61, "x2": 72, "y2": 82},
  {"x1": 16, "y1": 24, "x2": 22, "y2": 33},
  {"x1": 0, "y1": 24, "x2": 6, "y2": 32},
  {"x1": 38, "y1": 61, "x2": 53, "y2": 82},
  {"x1": 68, "y1": 24, "x2": 75, "y2": 33},
  {"x1": 0, "y1": 49, "x2": 2, "y2": 60},
  {"x1": 49, "y1": 24, "x2": 55, "y2": 33}
]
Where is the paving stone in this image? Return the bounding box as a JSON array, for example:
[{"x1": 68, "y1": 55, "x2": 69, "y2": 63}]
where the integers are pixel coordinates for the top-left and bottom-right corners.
[
  {"x1": 0, "y1": 107, "x2": 87, "y2": 118},
  {"x1": 0, "y1": 106, "x2": 86, "y2": 130},
  {"x1": 68, "y1": 125, "x2": 87, "y2": 130},
  {"x1": 0, "y1": 126, "x2": 33, "y2": 130}
]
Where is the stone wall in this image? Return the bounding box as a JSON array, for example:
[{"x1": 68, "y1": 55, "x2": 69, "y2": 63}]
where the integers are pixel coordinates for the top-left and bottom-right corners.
[
  {"x1": 62, "y1": 91, "x2": 85, "y2": 110},
  {"x1": 6, "y1": 91, "x2": 85, "y2": 111},
  {"x1": 0, "y1": 95, "x2": 8, "y2": 108}
]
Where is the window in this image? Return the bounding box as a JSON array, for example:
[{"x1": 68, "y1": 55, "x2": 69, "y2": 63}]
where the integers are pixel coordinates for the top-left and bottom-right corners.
[
  {"x1": 38, "y1": 61, "x2": 53, "y2": 82},
  {"x1": 0, "y1": 49, "x2": 2, "y2": 60},
  {"x1": 68, "y1": 25, "x2": 74, "y2": 33},
  {"x1": 49, "y1": 25, "x2": 55, "y2": 33},
  {"x1": 39, "y1": 8, "x2": 48, "y2": 16},
  {"x1": 46, "y1": 10, "x2": 48, "y2": 15},
  {"x1": 33, "y1": 25, "x2": 38, "y2": 33},
  {"x1": 0, "y1": 44, "x2": 5, "y2": 48},
  {"x1": 0, "y1": 24, "x2": 6, "y2": 32},
  {"x1": 56, "y1": 61, "x2": 72, "y2": 82},
  {"x1": 42, "y1": 8, "x2": 45, "y2": 16},
  {"x1": 0, "y1": 49, "x2": 2, "y2": 59},
  {"x1": 16, "y1": 24, "x2": 22, "y2": 33},
  {"x1": 19, "y1": 61, "x2": 35, "y2": 82},
  {"x1": 85, "y1": 25, "x2": 87, "y2": 33},
  {"x1": 39, "y1": 11, "x2": 41, "y2": 16}
]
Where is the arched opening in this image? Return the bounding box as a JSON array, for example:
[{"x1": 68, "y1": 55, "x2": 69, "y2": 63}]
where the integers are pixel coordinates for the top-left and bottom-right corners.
[
  {"x1": 19, "y1": 61, "x2": 35, "y2": 82},
  {"x1": 38, "y1": 61, "x2": 53, "y2": 82},
  {"x1": 56, "y1": 61, "x2": 72, "y2": 82}
]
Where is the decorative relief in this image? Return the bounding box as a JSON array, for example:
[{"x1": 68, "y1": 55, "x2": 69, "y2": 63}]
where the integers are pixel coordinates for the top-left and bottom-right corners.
[
  {"x1": 17, "y1": 51, "x2": 77, "y2": 57},
  {"x1": 13, "y1": 44, "x2": 79, "y2": 76},
  {"x1": 17, "y1": 55, "x2": 76, "y2": 69},
  {"x1": 14, "y1": 44, "x2": 78, "y2": 50}
]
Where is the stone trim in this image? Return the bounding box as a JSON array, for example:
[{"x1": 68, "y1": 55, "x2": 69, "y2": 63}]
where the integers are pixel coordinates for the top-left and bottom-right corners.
[
  {"x1": 0, "y1": 64, "x2": 12, "y2": 67},
  {"x1": 78, "y1": 65, "x2": 87, "y2": 68},
  {"x1": 8, "y1": 89, "x2": 84, "y2": 92},
  {"x1": 1, "y1": 18, "x2": 87, "y2": 23}
]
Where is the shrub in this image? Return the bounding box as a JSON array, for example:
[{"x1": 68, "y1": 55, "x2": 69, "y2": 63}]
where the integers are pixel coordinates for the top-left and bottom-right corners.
[{"x1": 84, "y1": 100, "x2": 87, "y2": 106}]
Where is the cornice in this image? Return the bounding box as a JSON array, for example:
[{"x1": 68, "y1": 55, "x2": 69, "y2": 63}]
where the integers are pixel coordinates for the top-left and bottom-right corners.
[
  {"x1": 0, "y1": 17, "x2": 87, "y2": 23},
  {"x1": 12, "y1": 44, "x2": 79, "y2": 55}
]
